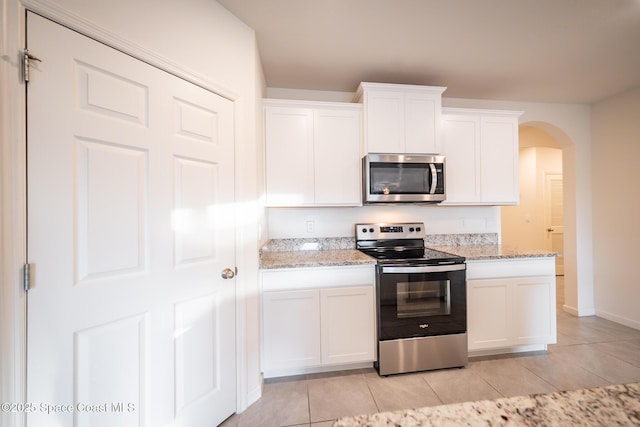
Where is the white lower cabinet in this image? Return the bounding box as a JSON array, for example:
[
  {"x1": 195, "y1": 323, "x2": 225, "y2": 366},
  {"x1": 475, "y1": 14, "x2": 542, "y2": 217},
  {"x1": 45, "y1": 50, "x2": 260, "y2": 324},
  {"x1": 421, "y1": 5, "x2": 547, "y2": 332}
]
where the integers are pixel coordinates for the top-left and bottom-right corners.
[
  {"x1": 262, "y1": 289, "x2": 321, "y2": 371},
  {"x1": 466, "y1": 258, "x2": 557, "y2": 354},
  {"x1": 320, "y1": 286, "x2": 375, "y2": 365},
  {"x1": 467, "y1": 278, "x2": 511, "y2": 350},
  {"x1": 261, "y1": 266, "x2": 375, "y2": 377}
]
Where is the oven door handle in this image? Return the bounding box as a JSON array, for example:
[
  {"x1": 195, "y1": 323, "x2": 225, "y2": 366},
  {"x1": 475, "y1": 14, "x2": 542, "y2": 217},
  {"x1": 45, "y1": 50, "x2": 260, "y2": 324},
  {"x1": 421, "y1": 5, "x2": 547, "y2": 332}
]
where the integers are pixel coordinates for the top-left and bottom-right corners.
[{"x1": 381, "y1": 264, "x2": 465, "y2": 274}]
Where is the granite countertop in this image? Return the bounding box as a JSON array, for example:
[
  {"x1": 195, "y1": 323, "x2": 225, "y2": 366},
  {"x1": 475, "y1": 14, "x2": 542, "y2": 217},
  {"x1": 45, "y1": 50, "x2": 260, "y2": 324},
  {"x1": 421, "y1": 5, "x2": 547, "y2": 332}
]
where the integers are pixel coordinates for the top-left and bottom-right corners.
[
  {"x1": 334, "y1": 382, "x2": 640, "y2": 427},
  {"x1": 259, "y1": 235, "x2": 558, "y2": 269},
  {"x1": 433, "y1": 244, "x2": 560, "y2": 261},
  {"x1": 260, "y1": 249, "x2": 376, "y2": 269}
]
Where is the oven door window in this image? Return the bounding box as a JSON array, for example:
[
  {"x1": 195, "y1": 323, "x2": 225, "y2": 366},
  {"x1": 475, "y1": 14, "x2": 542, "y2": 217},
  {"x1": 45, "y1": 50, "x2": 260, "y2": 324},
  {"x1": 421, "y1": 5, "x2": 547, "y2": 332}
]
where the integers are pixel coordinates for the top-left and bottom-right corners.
[{"x1": 397, "y1": 280, "x2": 450, "y2": 318}]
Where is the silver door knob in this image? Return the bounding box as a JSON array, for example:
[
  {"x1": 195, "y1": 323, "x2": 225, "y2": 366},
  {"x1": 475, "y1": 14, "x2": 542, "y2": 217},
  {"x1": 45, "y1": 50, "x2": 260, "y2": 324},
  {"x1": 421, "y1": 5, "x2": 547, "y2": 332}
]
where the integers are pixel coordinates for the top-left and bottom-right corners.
[{"x1": 221, "y1": 268, "x2": 235, "y2": 279}]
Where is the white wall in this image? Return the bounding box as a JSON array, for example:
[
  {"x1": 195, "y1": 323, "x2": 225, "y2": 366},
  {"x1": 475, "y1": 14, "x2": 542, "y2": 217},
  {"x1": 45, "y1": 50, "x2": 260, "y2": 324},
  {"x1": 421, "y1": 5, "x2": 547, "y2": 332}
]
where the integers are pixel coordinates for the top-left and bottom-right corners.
[
  {"x1": 591, "y1": 86, "x2": 640, "y2": 330},
  {"x1": 0, "y1": 0, "x2": 264, "y2": 423}
]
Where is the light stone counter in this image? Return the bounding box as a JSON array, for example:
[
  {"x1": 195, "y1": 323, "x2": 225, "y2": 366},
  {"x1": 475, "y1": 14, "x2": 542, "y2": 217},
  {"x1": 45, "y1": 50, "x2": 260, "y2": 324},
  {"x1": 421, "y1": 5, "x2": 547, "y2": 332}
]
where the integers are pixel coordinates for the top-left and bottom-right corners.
[
  {"x1": 431, "y1": 244, "x2": 559, "y2": 261},
  {"x1": 259, "y1": 234, "x2": 558, "y2": 269},
  {"x1": 260, "y1": 249, "x2": 376, "y2": 269},
  {"x1": 260, "y1": 237, "x2": 377, "y2": 269},
  {"x1": 334, "y1": 382, "x2": 640, "y2": 427}
]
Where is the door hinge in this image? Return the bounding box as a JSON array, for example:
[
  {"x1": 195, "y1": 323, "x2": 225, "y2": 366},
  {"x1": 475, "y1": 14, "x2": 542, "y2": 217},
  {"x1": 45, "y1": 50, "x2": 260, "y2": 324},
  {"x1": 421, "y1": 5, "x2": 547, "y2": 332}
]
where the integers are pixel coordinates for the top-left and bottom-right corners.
[
  {"x1": 23, "y1": 263, "x2": 32, "y2": 292},
  {"x1": 22, "y1": 49, "x2": 42, "y2": 83}
]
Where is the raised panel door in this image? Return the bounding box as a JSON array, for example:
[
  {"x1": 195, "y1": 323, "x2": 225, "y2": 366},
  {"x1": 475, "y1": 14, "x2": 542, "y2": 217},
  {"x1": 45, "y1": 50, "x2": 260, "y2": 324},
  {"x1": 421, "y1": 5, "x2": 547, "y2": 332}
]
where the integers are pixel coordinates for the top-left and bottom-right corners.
[{"x1": 26, "y1": 13, "x2": 236, "y2": 427}]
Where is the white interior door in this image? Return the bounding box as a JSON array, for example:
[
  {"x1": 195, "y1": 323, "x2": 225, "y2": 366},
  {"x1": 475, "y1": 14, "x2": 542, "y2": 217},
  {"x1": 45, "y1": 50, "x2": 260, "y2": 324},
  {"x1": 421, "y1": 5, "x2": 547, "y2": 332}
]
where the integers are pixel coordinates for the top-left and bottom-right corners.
[
  {"x1": 545, "y1": 173, "x2": 564, "y2": 275},
  {"x1": 26, "y1": 12, "x2": 236, "y2": 427}
]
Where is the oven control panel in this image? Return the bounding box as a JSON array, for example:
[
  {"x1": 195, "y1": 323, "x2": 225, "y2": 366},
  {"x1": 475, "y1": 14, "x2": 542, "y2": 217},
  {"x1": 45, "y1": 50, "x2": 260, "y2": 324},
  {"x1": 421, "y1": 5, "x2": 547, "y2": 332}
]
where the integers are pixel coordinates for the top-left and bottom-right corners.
[{"x1": 356, "y1": 222, "x2": 425, "y2": 240}]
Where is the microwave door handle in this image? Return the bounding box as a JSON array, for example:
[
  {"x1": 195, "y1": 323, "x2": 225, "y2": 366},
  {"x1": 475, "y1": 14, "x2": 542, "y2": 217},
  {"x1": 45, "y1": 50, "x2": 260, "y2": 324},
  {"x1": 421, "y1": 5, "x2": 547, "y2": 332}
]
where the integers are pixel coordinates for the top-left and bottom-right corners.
[{"x1": 429, "y1": 163, "x2": 437, "y2": 194}]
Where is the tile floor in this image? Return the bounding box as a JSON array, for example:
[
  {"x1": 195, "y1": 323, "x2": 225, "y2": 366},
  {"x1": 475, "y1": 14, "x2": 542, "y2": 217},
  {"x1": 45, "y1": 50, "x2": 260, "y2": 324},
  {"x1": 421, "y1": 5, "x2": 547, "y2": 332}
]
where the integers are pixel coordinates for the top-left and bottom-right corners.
[{"x1": 221, "y1": 277, "x2": 640, "y2": 427}]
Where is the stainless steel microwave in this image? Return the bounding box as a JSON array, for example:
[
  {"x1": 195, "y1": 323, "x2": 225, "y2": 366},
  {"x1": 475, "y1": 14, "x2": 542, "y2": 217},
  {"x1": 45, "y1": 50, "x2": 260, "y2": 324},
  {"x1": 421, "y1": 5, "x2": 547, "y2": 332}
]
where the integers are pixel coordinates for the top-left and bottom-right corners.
[{"x1": 363, "y1": 153, "x2": 446, "y2": 204}]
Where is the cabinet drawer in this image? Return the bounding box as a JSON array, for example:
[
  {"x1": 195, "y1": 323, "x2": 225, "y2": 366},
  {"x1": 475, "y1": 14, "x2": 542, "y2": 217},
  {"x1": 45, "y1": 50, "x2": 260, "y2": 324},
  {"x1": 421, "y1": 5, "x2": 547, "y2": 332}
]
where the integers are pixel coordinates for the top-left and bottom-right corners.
[
  {"x1": 261, "y1": 265, "x2": 374, "y2": 292},
  {"x1": 467, "y1": 258, "x2": 556, "y2": 280}
]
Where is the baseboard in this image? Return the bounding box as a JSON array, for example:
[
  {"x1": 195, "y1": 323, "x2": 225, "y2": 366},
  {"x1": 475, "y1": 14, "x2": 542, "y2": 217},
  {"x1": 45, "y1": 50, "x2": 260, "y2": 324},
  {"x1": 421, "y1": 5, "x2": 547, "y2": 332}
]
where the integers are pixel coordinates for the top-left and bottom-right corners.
[
  {"x1": 468, "y1": 344, "x2": 547, "y2": 359},
  {"x1": 562, "y1": 304, "x2": 579, "y2": 316},
  {"x1": 595, "y1": 310, "x2": 640, "y2": 331},
  {"x1": 263, "y1": 361, "x2": 374, "y2": 379},
  {"x1": 563, "y1": 304, "x2": 595, "y2": 317}
]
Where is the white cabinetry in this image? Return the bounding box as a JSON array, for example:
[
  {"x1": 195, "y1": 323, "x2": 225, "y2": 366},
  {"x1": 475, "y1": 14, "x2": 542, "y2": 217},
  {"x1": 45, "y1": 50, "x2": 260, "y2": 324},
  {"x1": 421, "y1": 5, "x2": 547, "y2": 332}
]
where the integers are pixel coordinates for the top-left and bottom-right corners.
[
  {"x1": 261, "y1": 265, "x2": 375, "y2": 377},
  {"x1": 262, "y1": 289, "x2": 321, "y2": 370},
  {"x1": 441, "y1": 108, "x2": 522, "y2": 205},
  {"x1": 354, "y1": 82, "x2": 446, "y2": 154},
  {"x1": 264, "y1": 99, "x2": 361, "y2": 207},
  {"x1": 320, "y1": 287, "x2": 375, "y2": 365},
  {"x1": 466, "y1": 258, "x2": 557, "y2": 354}
]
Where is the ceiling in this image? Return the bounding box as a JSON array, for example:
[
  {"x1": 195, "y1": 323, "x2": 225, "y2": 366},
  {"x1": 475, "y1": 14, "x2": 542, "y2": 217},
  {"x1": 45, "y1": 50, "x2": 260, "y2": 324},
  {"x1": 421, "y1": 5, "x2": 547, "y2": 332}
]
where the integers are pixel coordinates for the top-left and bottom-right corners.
[{"x1": 217, "y1": 0, "x2": 640, "y2": 104}]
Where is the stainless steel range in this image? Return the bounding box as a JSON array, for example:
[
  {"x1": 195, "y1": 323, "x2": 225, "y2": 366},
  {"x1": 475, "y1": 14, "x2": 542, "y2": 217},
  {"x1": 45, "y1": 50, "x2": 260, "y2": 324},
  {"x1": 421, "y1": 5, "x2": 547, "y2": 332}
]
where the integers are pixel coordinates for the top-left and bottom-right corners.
[{"x1": 356, "y1": 222, "x2": 468, "y2": 376}]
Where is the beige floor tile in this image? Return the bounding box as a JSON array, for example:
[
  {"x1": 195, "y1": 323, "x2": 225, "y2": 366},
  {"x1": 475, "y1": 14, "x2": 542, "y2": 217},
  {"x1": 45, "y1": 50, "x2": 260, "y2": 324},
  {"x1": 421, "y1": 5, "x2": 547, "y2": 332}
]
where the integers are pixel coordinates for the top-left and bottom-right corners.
[
  {"x1": 422, "y1": 366, "x2": 502, "y2": 404},
  {"x1": 232, "y1": 380, "x2": 310, "y2": 427},
  {"x1": 592, "y1": 339, "x2": 640, "y2": 367},
  {"x1": 469, "y1": 358, "x2": 557, "y2": 397},
  {"x1": 365, "y1": 371, "x2": 441, "y2": 412},
  {"x1": 549, "y1": 343, "x2": 640, "y2": 384},
  {"x1": 307, "y1": 373, "x2": 378, "y2": 423},
  {"x1": 556, "y1": 322, "x2": 621, "y2": 344},
  {"x1": 515, "y1": 352, "x2": 611, "y2": 391}
]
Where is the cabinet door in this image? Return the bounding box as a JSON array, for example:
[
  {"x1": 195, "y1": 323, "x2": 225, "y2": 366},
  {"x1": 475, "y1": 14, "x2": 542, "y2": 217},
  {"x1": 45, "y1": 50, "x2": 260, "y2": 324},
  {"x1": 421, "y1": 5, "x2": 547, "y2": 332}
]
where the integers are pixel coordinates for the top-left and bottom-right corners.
[
  {"x1": 512, "y1": 277, "x2": 556, "y2": 345},
  {"x1": 404, "y1": 92, "x2": 441, "y2": 154},
  {"x1": 364, "y1": 90, "x2": 405, "y2": 153},
  {"x1": 480, "y1": 116, "x2": 519, "y2": 204},
  {"x1": 467, "y1": 279, "x2": 511, "y2": 350},
  {"x1": 320, "y1": 286, "x2": 375, "y2": 365},
  {"x1": 314, "y1": 108, "x2": 361, "y2": 205},
  {"x1": 264, "y1": 106, "x2": 314, "y2": 206},
  {"x1": 262, "y1": 289, "x2": 321, "y2": 371},
  {"x1": 441, "y1": 113, "x2": 481, "y2": 203}
]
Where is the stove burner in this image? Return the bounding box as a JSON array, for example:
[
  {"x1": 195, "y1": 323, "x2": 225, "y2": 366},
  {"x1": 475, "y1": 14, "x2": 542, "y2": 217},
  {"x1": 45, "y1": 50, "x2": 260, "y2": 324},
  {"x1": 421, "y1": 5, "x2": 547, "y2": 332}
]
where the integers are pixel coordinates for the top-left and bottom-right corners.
[{"x1": 355, "y1": 222, "x2": 465, "y2": 265}]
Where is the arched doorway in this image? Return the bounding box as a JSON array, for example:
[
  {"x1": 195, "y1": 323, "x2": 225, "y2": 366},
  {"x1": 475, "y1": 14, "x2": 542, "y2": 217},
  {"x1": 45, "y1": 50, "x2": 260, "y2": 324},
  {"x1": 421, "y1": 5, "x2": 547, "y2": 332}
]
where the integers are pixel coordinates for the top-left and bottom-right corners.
[{"x1": 502, "y1": 121, "x2": 581, "y2": 316}]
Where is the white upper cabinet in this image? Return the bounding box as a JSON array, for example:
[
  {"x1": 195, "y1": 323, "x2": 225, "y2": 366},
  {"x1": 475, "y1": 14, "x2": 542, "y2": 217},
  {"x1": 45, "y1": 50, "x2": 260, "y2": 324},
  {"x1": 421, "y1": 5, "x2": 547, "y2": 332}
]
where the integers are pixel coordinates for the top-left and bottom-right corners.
[
  {"x1": 354, "y1": 82, "x2": 446, "y2": 154},
  {"x1": 263, "y1": 99, "x2": 362, "y2": 207},
  {"x1": 264, "y1": 104, "x2": 315, "y2": 206},
  {"x1": 441, "y1": 108, "x2": 522, "y2": 205}
]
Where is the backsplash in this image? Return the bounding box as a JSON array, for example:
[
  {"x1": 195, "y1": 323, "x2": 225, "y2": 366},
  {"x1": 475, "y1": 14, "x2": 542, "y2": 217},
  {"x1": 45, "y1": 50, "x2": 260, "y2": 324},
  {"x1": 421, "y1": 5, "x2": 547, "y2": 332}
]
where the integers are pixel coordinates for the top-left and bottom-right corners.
[
  {"x1": 261, "y1": 237, "x2": 355, "y2": 252},
  {"x1": 424, "y1": 233, "x2": 499, "y2": 246},
  {"x1": 266, "y1": 206, "x2": 501, "y2": 239}
]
